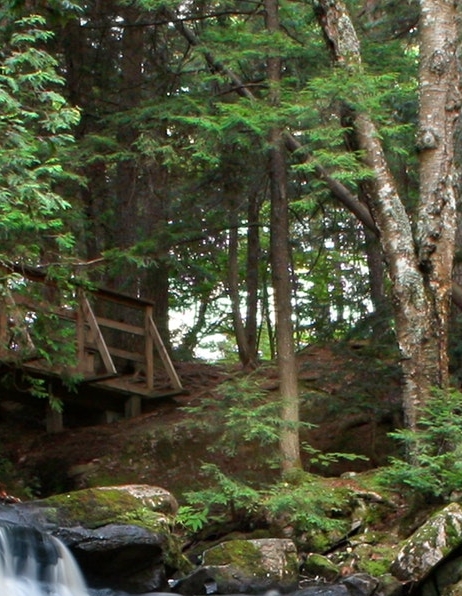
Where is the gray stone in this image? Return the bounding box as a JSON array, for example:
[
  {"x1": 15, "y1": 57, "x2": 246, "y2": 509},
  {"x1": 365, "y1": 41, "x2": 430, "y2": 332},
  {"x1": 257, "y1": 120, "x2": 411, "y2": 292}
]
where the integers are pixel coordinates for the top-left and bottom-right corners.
[
  {"x1": 391, "y1": 503, "x2": 462, "y2": 582},
  {"x1": 0, "y1": 485, "x2": 186, "y2": 594},
  {"x1": 374, "y1": 573, "x2": 405, "y2": 596},
  {"x1": 341, "y1": 573, "x2": 379, "y2": 596},
  {"x1": 177, "y1": 538, "x2": 300, "y2": 594},
  {"x1": 302, "y1": 554, "x2": 340, "y2": 582},
  {"x1": 294, "y1": 585, "x2": 350, "y2": 596},
  {"x1": 294, "y1": 574, "x2": 387, "y2": 596}
]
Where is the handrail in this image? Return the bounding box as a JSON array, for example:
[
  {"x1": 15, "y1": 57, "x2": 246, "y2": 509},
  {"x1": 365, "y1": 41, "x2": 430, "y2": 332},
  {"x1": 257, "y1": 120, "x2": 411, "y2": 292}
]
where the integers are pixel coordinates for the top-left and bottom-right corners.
[
  {"x1": 79, "y1": 294, "x2": 117, "y2": 375},
  {"x1": 0, "y1": 264, "x2": 183, "y2": 392}
]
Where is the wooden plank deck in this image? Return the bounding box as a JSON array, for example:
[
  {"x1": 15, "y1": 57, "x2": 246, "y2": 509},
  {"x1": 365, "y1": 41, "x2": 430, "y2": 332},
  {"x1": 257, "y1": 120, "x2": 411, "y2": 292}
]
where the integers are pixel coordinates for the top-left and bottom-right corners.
[
  {"x1": 0, "y1": 264, "x2": 185, "y2": 431},
  {"x1": 88, "y1": 375, "x2": 185, "y2": 399}
]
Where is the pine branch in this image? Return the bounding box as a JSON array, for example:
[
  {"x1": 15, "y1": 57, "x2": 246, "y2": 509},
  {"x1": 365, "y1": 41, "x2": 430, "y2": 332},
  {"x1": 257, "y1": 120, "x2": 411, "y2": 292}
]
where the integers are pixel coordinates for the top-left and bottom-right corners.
[
  {"x1": 166, "y1": 2, "x2": 462, "y2": 311},
  {"x1": 81, "y1": 8, "x2": 264, "y2": 30}
]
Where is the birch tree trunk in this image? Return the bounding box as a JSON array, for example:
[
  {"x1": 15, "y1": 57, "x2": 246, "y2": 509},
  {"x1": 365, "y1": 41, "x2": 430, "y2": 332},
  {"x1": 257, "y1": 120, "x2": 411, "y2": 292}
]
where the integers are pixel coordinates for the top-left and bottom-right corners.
[
  {"x1": 167, "y1": 0, "x2": 460, "y2": 438},
  {"x1": 314, "y1": 0, "x2": 460, "y2": 433},
  {"x1": 415, "y1": 0, "x2": 459, "y2": 391}
]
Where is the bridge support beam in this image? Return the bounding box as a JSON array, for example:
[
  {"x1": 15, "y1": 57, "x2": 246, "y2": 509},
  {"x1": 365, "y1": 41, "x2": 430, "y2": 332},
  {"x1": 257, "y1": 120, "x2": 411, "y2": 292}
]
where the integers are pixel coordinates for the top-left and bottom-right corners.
[
  {"x1": 46, "y1": 404, "x2": 63, "y2": 433},
  {"x1": 124, "y1": 395, "x2": 141, "y2": 419},
  {"x1": 102, "y1": 410, "x2": 120, "y2": 424}
]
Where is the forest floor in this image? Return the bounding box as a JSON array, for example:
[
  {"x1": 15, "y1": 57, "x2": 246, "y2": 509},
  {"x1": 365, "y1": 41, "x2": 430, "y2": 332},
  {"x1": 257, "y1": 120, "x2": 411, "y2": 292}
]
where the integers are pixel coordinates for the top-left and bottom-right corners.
[{"x1": 0, "y1": 340, "x2": 404, "y2": 502}]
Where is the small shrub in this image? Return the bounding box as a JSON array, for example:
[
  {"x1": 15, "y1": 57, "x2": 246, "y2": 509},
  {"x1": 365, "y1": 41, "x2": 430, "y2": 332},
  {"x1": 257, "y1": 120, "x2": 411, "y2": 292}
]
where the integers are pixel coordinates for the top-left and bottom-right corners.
[
  {"x1": 182, "y1": 376, "x2": 291, "y2": 460},
  {"x1": 180, "y1": 465, "x2": 357, "y2": 551},
  {"x1": 182, "y1": 463, "x2": 262, "y2": 528},
  {"x1": 175, "y1": 505, "x2": 210, "y2": 533},
  {"x1": 380, "y1": 387, "x2": 462, "y2": 500},
  {"x1": 264, "y1": 474, "x2": 353, "y2": 538}
]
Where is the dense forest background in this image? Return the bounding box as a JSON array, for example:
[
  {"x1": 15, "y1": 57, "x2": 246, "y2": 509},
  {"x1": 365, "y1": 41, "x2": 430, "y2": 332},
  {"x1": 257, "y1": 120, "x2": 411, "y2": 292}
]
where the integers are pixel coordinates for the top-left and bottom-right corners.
[{"x1": 0, "y1": 0, "x2": 461, "y2": 473}]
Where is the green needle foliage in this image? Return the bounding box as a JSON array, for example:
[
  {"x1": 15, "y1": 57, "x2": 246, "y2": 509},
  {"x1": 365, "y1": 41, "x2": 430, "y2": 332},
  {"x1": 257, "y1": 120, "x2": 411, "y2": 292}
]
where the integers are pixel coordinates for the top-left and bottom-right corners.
[
  {"x1": 178, "y1": 464, "x2": 356, "y2": 552},
  {"x1": 179, "y1": 375, "x2": 368, "y2": 540},
  {"x1": 0, "y1": 14, "x2": 80, "y2": 265},
  {"x1": 263, "y1": 473, "x2": 353, "y2": 547},
  {"x1": 182, "y1": 375, "x2": 310, "y2": 463},
  {"x1": 381, "y1": 388, "x2": 462, "y2": 500},
  {"x1": 0, "y1": 14, "x2": 82, "y2": 402},
  {"x1": 180, "y1": 462, "x2": 262, "y2": 529}
]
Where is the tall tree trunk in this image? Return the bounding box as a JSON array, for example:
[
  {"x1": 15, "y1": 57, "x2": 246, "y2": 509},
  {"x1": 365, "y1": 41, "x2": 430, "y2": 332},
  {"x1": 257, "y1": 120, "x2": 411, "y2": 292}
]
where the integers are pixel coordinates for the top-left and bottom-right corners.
[
  {"x1": 109, "y1": 7, "x2": 172, "y2": 348},
  {"x1": 314, "y1": 0, "x2": 460, "y2": 433},
  {"x1": 261, "y1": 271, "x2": 276, "y2": 360},
  {"x1": 363, "y1": 227, "x2": 390, "y2": 338},
  {"x1": 114, "y1": 5, "x2": 143, "y2": 278},
  {"x1": 265, "y1": 0, "x2": 301, "y2": 473},
  {"x1": 245, "y1": 189, "x2": 262, "y2": 363},
  {"x1": 60, "y1": 9, "x2": 112, "y2": 266},
  {"x1": 137, "y1": 157, "x2": 172, "y2": 350},
  {"x1": 414, "y1": 0, "x2": 459, "y2": 390},
  {"x1": 228, "y1": 190, "x2": 253, "y2": 368}
]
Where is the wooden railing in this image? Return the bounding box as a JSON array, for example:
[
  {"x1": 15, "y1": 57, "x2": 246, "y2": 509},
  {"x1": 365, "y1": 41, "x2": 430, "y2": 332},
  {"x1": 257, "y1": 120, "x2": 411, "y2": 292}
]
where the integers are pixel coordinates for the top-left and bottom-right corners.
[
  {"x1": 0, "y1": 264, "x2": 182, "y2": 394},
  {"x1": 76, "y1": 286, "x2": 182, "y2": 390}
]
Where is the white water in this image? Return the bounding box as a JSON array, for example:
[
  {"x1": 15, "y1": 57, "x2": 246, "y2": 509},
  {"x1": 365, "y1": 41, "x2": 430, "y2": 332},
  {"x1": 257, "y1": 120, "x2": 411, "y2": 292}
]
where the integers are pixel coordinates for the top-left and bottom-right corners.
[{"x1": 0, "y1": 524, "x2": 90, "y2": 596}]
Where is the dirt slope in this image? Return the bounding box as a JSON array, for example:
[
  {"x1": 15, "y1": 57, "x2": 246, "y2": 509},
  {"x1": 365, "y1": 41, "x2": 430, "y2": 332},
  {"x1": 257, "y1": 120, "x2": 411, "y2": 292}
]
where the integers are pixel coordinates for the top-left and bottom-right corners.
[{"x1": 0, "y1": 342, "x2": 402, "y2": 501}]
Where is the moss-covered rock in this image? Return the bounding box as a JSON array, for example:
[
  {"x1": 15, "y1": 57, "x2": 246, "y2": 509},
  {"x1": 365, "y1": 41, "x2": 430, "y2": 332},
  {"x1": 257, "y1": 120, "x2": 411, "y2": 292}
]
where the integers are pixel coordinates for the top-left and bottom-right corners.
[
  {"x1": 0, "y1": 484, "x2": 190, "y2": 593},
  {"x1": 0, "y1": 485, "x2": 176, "y2": 532},
  {"x1": 302, "y1": 553, "x2": 340, "y2": 581},
  {"x1": 391, "y1": 502, "x2": 462, "y2": 582},
  {"x1": 352, "y1": 542, "x2": 396, "y2": 577},
  {"x1": 197, "y1": 538, "x2": 299, "y2": 593},
  {"x1": 40, "y1": 484, "x2": 177, "y2": 529}
]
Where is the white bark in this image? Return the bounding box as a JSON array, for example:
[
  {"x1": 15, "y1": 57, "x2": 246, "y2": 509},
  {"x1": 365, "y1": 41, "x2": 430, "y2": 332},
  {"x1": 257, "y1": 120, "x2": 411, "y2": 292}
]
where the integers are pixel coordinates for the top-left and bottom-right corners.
[
  {"x1": 415, "y1": 0, "x2": 460, "y2": 381},
  {"x1": 314, "y1": 0, "x2": 460, "y2": 431}
]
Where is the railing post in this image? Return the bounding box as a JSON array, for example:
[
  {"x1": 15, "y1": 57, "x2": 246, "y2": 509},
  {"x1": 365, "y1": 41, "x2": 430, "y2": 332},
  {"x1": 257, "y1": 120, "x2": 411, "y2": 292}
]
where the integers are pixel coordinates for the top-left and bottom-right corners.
[
  {"x1": 46, "y1": 382, "x2": 63, "y2": 433},
  {"x1": 46, "y1": 404, "x2": 64, "y2": 433},
  {"x1": 125, "y1": 395, "x2": 141, "y2": 418},
  {"x1": 0, "y1": 267, "x2": 7, "y2": 358},
  {"x1": 76, "y1": 289, "x2": 87, "y2": 373},
  {"x1": 147, "y1": 315, "x2": 182, "y2": 390},
  {"x1": 0, "y1": 297, "x2": 8, "y2": 359},
  {"x1": 81, "y1": 295, "x2": 117, "y2": 375},
  {"x1": 145, "y1": 305, "x2": 154, "y2": 390}
]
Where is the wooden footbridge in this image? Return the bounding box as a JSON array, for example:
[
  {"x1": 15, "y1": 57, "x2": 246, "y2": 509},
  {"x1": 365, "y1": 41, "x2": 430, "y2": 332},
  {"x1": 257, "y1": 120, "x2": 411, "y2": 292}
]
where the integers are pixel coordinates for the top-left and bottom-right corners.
[{"x1": 0, "y1": 264, "x2": 184, "y2": 432}]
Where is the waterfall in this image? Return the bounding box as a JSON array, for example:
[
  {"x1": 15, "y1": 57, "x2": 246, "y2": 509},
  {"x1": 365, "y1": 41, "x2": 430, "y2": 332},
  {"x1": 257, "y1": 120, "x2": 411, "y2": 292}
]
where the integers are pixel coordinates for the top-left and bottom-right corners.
[{"x1": 0, "y1": 523, "x2": 90, "y2": 596}]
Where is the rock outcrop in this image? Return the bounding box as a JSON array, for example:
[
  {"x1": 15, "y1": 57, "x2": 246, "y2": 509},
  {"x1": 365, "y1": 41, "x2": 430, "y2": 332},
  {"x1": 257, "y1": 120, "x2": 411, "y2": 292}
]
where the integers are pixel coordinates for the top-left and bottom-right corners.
[
  {"x1": 0, "y1": 484, "x2": 187, "y2": 593},
  {"x1": 174, "y1": 538, "x2": 299, "y2": 594},
  {"x1": 391, "y1": 502, "x2": 462, "y2": 583}
]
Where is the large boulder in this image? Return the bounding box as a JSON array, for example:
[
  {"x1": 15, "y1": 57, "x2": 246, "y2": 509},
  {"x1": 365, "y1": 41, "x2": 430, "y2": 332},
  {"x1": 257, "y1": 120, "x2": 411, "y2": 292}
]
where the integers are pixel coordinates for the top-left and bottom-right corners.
[
  {"x1": 0, "y1": 484, "x2": 178, "y2": 528},
  {"x1": 302, "y1": 553, "x2": 340, "y2": 582},
  {"x1": 391, "y1": 503, "x2": 462, "y2": 583},
  {"x1": 56, "y1": 522, "x2": 169, "y2": 593},
  {"x1": 292, "y1": 574, "x2": 380, "y2": 596},
  {"x1": 0, "y1": 484, "x2": 189, "y2": 593},
  {"x1": 174, "y1": 538, "x2": 299, "y2": 594},
  {"x1": 425, "y1": 553, "x2": 462, "y2": 596}
]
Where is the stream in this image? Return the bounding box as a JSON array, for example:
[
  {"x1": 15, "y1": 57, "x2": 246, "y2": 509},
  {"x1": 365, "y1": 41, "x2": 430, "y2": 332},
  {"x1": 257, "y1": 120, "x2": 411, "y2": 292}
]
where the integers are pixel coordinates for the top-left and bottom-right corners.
[
  {"x1": 0, "y1": 523, "x2": 89, "y2": 596},
  {"x1": 0, "y1": 522, "x2": 191, "y2": 596}
]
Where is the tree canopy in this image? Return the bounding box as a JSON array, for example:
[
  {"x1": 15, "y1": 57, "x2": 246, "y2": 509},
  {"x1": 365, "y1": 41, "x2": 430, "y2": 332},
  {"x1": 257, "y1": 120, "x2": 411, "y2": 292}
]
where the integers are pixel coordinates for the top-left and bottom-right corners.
[{"x1": 0, "y1": 0, "x2": 460, "y2": 468}]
